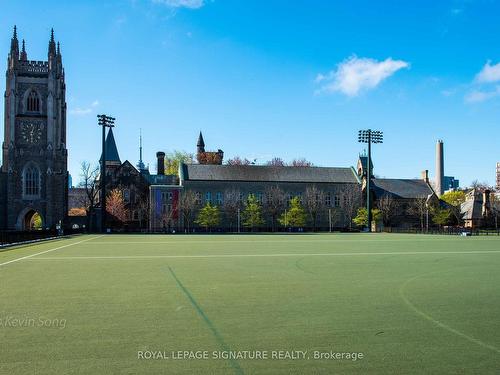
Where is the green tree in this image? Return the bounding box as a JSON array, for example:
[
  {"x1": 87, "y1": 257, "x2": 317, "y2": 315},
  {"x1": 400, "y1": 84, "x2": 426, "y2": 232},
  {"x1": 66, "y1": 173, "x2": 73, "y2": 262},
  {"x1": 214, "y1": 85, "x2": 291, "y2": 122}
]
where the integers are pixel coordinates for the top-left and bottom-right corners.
[
  {"x1": 432, "y1": 207, "x2": 451, "y2": 228},
  {"x1": 242, "y1": 194, "x2": 264, "y2": 231},
  {"x1": 440, "y1": 190, "x2": 466, "y2": 224},
  {"x1": 164, "y1": 151, "x2": 195, "y2": 176},
  {"x1": 352, "y1": 207, "x2": 382, "y2": 228},
  {"x1": 195, "y1": 203, "x2": 220, "y2": 232},
  {"x1": 279, "y1": 197, "x2": 306, "y2": 228}
]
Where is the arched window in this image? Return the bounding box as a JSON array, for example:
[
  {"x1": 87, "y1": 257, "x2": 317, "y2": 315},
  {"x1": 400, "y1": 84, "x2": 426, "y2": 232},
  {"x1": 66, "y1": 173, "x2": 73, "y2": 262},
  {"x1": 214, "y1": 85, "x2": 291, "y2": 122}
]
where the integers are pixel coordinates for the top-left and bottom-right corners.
[
  {"x1": 23, "y1": 165, "x2": 40, "y2": 197},
  {"x1": 27, "y1": 91, "x2": 40, "y2": 112}
]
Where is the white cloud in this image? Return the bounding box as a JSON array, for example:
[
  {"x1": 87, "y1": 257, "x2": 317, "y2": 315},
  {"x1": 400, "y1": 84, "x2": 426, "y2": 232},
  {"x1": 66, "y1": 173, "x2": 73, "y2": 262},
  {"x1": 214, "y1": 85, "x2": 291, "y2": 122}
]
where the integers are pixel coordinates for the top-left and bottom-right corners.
[
  {"x1": 475, "y1": 61, "x2": 500, "y2": 83},
  {"x1": 69, "y1": 100, "x2": 99, "y2": 116},
  {"x1": 153, "y1": 0, "x2": 204, "y2": 9},
  {"x1": 464, "y1": 86, "x2": 500, "y2": 103},
  {"x1": 315, "y1": 56, "x2": 409, "y2": 97},
  {"x1": 69, "y1": 108, "x2": 92, "y2": 116}
]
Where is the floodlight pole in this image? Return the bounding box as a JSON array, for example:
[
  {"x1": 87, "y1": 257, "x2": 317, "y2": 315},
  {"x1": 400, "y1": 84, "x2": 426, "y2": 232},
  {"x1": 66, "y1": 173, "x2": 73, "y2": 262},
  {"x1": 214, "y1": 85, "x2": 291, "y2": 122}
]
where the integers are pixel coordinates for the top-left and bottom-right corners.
[
  {"x1": 358, "y1": 129, "x2": 383, "y2": 233},
  {"x1": 98, "y1": 114, "x2": 116, "y2": 233},
  {"x1": 367, "y1": 132, "x2": 372, "y2": 232}
]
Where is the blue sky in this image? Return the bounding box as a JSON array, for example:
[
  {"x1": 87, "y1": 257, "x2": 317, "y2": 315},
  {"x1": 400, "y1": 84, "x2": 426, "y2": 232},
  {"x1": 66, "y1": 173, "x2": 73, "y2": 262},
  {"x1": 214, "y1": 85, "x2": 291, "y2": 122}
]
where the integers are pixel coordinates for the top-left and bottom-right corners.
[{"x1": 1, "y1": 0, "x2": 499, "y2": 186}]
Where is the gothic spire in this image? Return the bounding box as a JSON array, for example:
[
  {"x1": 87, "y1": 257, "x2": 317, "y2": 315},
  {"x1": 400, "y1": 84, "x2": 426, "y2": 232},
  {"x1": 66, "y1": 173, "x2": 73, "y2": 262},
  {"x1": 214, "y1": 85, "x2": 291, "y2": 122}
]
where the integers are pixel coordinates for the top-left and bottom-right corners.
[
  {"x1": 20, "y1": 39, "x2": 27, "y2": 61},
  {"x1": 48, "y1": 28, "x2": 56, "y2": 55},
  {"x1": 57, "y1": 41, "x2": 60, "y2": 55},
  {"x1": 100, "y1": 127, "x2": 121, "y2": 165},
  {"x1": 197, "y1": 131, "x2": 205, "y2": 151},
  {"x1": 10, "y1": 25, "x2": 19, "y2": 55}
]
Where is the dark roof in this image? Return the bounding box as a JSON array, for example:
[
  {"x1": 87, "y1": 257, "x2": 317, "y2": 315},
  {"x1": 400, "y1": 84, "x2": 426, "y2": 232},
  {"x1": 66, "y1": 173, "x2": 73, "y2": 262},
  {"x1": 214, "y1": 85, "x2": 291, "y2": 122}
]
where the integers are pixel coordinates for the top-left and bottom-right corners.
[
  {"x1": 461, "y1": 199, "x2": 482, "y2": 220},
  {"x1": 181, "y1": 164, "x2": 359, "y2": 184},
  {"x1": 100, "y1": 128, "x2": 121, "y2": 163},
  {"x1": 460, "y1": 190, "x2": 495, "y2": 220},
  {"x1": 372, "y1": 178, "x2": 434, "y2": 199}
]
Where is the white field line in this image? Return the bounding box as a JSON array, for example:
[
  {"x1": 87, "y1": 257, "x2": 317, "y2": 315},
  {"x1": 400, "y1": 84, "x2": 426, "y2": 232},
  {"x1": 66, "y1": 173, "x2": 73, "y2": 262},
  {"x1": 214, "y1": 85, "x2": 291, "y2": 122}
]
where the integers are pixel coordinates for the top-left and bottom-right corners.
[
  {"x1": 0, "y1": 235, "x2": 104, "y2": 268},
  {"x1": 400, "y1": 270, "x2": 500, "y2": 354},
  {"x1": 81, "y1": 238, "x2": 499, "y2": 245},
  {"x1": 27, "y1": 249, "x2": 500, "y2": 261}
]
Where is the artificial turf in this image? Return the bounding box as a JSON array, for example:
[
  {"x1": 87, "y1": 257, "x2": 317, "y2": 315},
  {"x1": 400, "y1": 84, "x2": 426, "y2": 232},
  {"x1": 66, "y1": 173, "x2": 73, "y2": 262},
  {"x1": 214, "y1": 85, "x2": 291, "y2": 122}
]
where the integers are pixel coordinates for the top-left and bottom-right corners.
[{"x1": 1, "y1": 233, "x2": 500, "y2": 374}]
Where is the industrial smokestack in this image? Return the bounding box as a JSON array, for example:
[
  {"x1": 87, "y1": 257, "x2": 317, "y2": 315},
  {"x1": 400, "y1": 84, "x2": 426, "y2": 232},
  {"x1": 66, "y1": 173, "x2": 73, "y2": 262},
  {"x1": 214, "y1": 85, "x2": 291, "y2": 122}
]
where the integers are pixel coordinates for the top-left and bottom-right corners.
[
  {"x1": 156, "y1": 151, "x2": 165, "y2": 175},
  {"x1": 435, "y1": 140, "x2": 444, "y2": 196}
]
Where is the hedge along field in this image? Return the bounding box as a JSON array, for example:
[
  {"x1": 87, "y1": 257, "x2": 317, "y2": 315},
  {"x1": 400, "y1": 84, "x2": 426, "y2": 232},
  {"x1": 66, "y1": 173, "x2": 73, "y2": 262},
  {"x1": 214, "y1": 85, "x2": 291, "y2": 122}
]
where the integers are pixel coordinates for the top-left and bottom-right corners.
[{"x1": 1, "y1": 233, "x2": 500, "y2": 374}]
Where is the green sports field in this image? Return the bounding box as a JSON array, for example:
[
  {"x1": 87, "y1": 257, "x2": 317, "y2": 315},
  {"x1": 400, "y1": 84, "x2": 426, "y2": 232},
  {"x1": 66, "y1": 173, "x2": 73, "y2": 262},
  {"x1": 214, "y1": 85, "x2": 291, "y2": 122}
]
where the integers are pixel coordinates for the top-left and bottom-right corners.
[{"x1": 1, "y1": 234, "x2": 500, "y2": 374}]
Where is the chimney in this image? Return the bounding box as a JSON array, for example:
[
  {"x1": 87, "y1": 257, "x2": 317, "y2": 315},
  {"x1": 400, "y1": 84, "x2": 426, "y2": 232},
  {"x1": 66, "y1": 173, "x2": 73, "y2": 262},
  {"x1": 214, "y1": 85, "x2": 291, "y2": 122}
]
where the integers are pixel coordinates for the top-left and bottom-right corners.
[
  {"x1": 435, "y1": 140, "x2": 444, "y2": 196},
  {"x1": 421, "y1": 170, "x2": 429, "y2": 183},
  {"x1": 482, "y1": 190, "x2": 491, "y2": 217},
  {"x1": 156, "y1": 151, "x2": 165, "y2": 175}
]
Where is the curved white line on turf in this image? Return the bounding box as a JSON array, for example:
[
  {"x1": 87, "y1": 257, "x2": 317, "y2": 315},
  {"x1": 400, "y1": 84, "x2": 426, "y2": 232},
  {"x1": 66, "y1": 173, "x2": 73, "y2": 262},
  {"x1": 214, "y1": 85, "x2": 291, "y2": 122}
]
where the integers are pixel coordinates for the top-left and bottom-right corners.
[
  {"x1": 0, "y1": 235, "x2": 104, "y2": 268},
  {"x1": 399, "y1": 270, "x2": 500, "y2": 354}
]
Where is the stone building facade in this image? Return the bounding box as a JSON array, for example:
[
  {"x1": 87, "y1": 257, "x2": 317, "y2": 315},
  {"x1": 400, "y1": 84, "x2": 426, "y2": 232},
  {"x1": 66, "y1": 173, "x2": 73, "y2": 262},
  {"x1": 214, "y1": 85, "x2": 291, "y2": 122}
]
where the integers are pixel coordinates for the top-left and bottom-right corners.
[
  {"x1": 176, "y1": 164, "x2": 361, "y2": 231},
  {"x1": 0, "y1": 27, "x2": 68, "y2": 230}
]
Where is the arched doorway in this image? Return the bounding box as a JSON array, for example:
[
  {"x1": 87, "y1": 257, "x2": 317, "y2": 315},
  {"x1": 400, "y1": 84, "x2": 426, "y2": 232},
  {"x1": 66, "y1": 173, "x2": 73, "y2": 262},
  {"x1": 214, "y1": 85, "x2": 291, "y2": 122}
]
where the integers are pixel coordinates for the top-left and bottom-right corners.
[{"x1": 23, "y1": 210, "x2": 43, "y2": 231}]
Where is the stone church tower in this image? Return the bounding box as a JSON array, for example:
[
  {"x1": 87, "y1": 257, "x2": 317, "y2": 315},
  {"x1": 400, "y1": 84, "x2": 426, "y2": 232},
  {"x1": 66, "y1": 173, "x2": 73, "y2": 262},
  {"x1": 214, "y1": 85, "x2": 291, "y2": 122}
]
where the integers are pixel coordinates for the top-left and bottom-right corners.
[{"x1": 0, "y1": 27, "x2": 68, "y2": 230}]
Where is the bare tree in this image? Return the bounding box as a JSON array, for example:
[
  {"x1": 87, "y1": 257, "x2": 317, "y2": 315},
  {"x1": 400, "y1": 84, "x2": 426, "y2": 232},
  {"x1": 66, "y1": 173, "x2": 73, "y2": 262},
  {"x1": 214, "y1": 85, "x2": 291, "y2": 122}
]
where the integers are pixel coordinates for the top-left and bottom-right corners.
[
  {"x1": 407, "y1": 196, "x2": 429, "y2": 232},
  {"x1": 179, "y1": 190, "x2": 198, "y2": 232},
  {"x1": 160, "y1": 206, "x2": 176, "y2": 232},
  {"x1": 266, "y1": 157, "x2": 286, "y2": 167},
  {"x1": 223, "y1": 189, "x2": 242, "y2": 231},
  {"x1": 136, "y1": 196, "x2": 149, "y2": 230},
  {"x1": 226, "y1": 156, "x2": 253, "y2": 165},
  {"x1": 266, "y1": 157, "x2": 313, "y2": 167},
  {"x1": 290, "y1": 158, "x2": 313, "y2": 167},
  {"x1": 264, "y1": 185, "x2": 285, "y2": 231},
  {"x1": 470, "y1": 180, "x2": 494, "y2": 192},
  {"x1": 304, "y1": 185, "x2": 325, "y2": 231},
  {"x1": 78, "y1": 161, "x2": 99, "y2": 231},
  {"x1": 376, "y1": 193, "x2": 400, "y2": 227},
  {"x1": 341, "y1": 186, "x2": 362, "y2": 230}
]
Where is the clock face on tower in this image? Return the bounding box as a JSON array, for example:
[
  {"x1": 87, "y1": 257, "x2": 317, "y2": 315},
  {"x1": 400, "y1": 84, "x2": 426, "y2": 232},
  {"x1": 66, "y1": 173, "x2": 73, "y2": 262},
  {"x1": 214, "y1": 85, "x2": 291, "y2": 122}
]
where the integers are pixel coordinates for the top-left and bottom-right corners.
[{"x1": 20, "y1": 121, "x2": 43, "y2": 144}]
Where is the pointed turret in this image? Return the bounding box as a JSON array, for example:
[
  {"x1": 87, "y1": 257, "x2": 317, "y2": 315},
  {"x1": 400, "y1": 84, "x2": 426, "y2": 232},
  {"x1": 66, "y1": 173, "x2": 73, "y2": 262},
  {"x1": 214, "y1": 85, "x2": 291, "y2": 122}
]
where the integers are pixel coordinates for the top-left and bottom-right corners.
[
  {"x1": 20, "y1": 39, "x2": 27, "y2": 61},
  {"x1": 10, "y1": 25, "x2": 19, "y2": 59},
  {"x1": 100, "y1": 127, "x2": 121, "y2": 167},
  {"x1": 48, "y1": 28, "x2": 56, "y2": 56},
  {"x1": 197, "y1": 131, "x2": 205, "y2": 153}
]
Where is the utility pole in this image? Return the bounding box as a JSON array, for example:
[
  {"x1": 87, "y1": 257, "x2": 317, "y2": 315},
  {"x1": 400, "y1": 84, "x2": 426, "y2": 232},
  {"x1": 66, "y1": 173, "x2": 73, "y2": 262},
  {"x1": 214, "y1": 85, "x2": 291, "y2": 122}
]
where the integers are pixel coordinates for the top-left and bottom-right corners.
[
  {"x1": 358, "y1": 129, "x2": 383, "y2": 232},
  {"x1": 98, "y1": 114, "x2": 115, "y2": 233}
]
